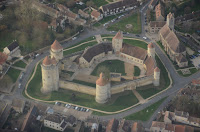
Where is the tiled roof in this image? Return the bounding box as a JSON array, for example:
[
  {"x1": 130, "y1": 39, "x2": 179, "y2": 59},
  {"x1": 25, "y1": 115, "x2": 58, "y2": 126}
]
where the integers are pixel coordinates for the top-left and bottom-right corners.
[
  {"x1": 176, "y1": 54, "x2": 187, "y2": 63},
  {"x1": 148, "y1": 43, "x2": 154, "y2": 48},
  {"x1": 45, "y1": 114, "x2": 63, "y2": 124},
  {"x1": 131, "y1": 122, "x2": 144, "y2": 132},
  {"x1": 51, "y1": 40, "x2": 63, "y2": 50},
  {"x1": 175, "y1": 125, "x2": 185, "y2": 132},
  {"x1": 0, "y1": 52, "x2": 7, "y2": 65},
  {"x1": 50, "y1": 19, "x2": 57, "y2": 27},
  {"x1": 66, "y1": 115, "x2": 76, "y2": 125},
  {"x1": 121, "y1": 44, "x2": 147, "y2": 61},
  {"x1": 149, "y1": 21, "x2": 166, "y2": 27},
  {"x1": 151, "y1": 121, "x2": 165, "y2": 128},
  {"x1": 155, "y1": 3, "x2": 165, "y2": 19},
  {"x1": 7, "y1": 41, "x2": 19, "y2": 51},
  {"x1": 165, "y1": 123, "x2": 175, "y2": 131},
  {"x1": 82, "y1": 43, "x2": 112, "y2": 62},
  {"x1": 96, "y1": 73, "x2": 108, "y2": 86},
  {"x1": 149, "y1": 0, "x2": 158, "y2": 7},
  {"x1": 154, "y1": 67, "x2": 160, "y2": 72},
  {"x1": 43, "y1": 56, "x2": 52, "y2": 66},
  {"x1": 106, "y1": 118, "x2": 119, "y2": 132},
  {"x1": 51, "y1": 57, "x2": 57, "y2": 64},
  {"x1": 113, "y1": 31, "x2": 123, "y2": 40},
  {"x1": 160, "y1": 24, "x2": 185, "y2": 53},
  {"x1": 144, "y1": 56, "x2": 155, "y2": 76},
  {"x1": 91, "y1": 10, "x2": 101, "y2": 18}
]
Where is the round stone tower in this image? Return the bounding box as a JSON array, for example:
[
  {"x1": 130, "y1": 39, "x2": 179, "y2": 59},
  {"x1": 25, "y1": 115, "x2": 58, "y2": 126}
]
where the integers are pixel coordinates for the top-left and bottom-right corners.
[
  {"x1": 153, "y1": 67, "x2": 160, "y2": 86},
  {"x1": 148, "y1": 43, "x2": 155, "y2": 59},
  {"x1": 166, "y1": 12, "x2": 174, "y2": 30},
  {"x1": 95, "y1": 73, "x2": 111, "y2": 104},
  {"x1": 50, "y1": 40, "x2": 63, "y2": 61},
  {"x1": 41, "y1": 56, "x2": 59, "y2": 94},
  {"x1": 112, "y1": 31, "x2": 123, "y2": 53}
]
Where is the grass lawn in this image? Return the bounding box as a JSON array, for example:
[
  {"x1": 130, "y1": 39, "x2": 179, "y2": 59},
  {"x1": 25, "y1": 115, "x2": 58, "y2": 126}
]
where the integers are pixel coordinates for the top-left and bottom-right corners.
[
  {"x1": 0, "y1": 31, "x2": 15, "y2": 52},
  {"x1": 91, "y1": 60, "x2": 126, "y2": 76},
  {"x1": 134, "y1": 66, "x2": 140, "y2": 76},
  {"x1": 125, "y1": 97, "x2": 167, "y2": 121},
  {"x1": 6, "y1": 68, "x2": 21, "y2": 83},
  {"x1": 107, "y1": 13, "x2": 141, "y2": 34},
  {"x1": 136, "y1": 55, "x2": 170, "y2": 99},
  {"x1": 26, "y1": 64, "x2": 138, "y2": 111},
  {"x1": 13, "y1": 60, "x2": 27, "y2": 68},
  {"x1": 92, "y1": 0, "x2": 108, "y2": 7}
]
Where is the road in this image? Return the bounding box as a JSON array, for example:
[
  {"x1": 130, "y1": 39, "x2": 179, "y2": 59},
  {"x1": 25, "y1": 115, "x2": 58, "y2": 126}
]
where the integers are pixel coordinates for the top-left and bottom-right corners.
[{"x1": 2, "y1": 1, "x2": 200, "y2": 129}]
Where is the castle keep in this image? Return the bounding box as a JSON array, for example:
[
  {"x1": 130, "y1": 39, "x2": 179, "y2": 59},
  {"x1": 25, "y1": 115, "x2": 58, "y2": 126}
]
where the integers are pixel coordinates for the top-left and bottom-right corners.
[{"x1": 41, "y1": 33, "x2": 161, "y2": 103}]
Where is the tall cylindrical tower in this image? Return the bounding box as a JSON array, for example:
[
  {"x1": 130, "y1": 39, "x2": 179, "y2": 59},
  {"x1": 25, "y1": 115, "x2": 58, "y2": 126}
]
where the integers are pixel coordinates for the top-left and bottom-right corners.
[
  {"x1": 50, "y1": 40, "x2": 63, "y2": 61},
  {"x1": 41, "y1": 56, "x2": 59, "y2": 94},
  {"x1": 95, "y1": 73, "x2": 111, "y2": 104},
  {"x1": 153, "y1": 67, "x2": 160, "y2": 86},
  {"x1": 148, "y1": 43, "x2": 155, "y2": 59}
]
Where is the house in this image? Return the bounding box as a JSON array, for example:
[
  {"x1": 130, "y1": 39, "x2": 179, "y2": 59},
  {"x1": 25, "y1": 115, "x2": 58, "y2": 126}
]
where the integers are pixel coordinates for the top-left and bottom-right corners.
[
  {"x1": 44, "y1": 114, "x2": 67, "y2": 131},
  {"x1": 91, "y1": 10, "x2": 103, "y2": 21},
  {"x1": 118, "y1": 119, "x2": 131, "y2": 132},
  {"x1": 175, "y1": 54, "x2": 188, "y2": 68},
  {"x1": 155, "y1": 3, "x2": 165, "y2": 21},
  {"x1": 49, "y1": 19, "x2": 57, "y2": 31},
  {"x1": 99, "y1": 0, "x2": 139, "y2": 17},
  {"x1": 3, "y1": 41, "x2": 21, "y2": 60},
  {"x1": 106, "y1": 118, "x2": 119, "y2": 132},
  {"x1": 21, "y1": 105, "x2": 39, "y2": 132},
  {"x1": 148, "y1": 0, "x2": 158, "y2": 10},
  {"x1": 0, "y1": 52, "x2": 8, "y2": 71},
  {"x1": 65, "y1": 115, "x2": 76, "y2": 127},
  {"x1": 56, "y1": 16, "x2": 66, "y2": 30},
  {"x1": 131, "y1": 122, "x2": 145, "y2": 132},
  {"x1": 148, "y1": 21, "x2": 166, "y2": 33},
  {"x1": 11, "y1": 98, "x2": 25, "y2": 113},
  {"x1": 150, "y1": 121, "x2": 194, "y2": 132},
  {"x1": 78, "y1": 9, "x2": 90, "y2": 19},
  {"x1": 164, "y1": 111, "x2": 200, "y2": 128}
]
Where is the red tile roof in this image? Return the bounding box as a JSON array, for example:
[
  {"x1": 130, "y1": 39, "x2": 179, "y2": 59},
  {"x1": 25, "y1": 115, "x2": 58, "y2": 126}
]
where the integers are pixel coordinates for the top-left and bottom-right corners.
[
  {"x1": 43, "y1": 56, "x2": 52, "y2": 66},
  {"x1": 0, "y1": 52, "x2": 7, "y2": 65},
  {"x1": 96, "y1": 73, "x2": 108, "y2": 86},
  {"x1": 51, "y1": 57, "x2": 57, "y2": 64},
  {"x1": 148, "y1": 43, "x2": 154, "y2": 48},
  {"x1": 113, "y1": 31, "x2": 123, "y2": 40},
  {"x1": 154, "y1": 67, "x2": 160, "y2": 72},
  {"x1": 91, "y1": 10, "x2": 101, "y2": 18},
  {"x1": 51, "y1": 40, "x2": 63, "y2": 50}
]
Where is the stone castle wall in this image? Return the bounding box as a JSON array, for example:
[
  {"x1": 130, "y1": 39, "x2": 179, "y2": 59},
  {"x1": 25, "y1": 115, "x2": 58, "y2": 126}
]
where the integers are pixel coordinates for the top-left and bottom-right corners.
[
  {"x1": 59, "y1": 80, "x2": 96, "y2": 95},
  {"x1": 59, "y1": 76, "x2": 154, "y2": 96}
]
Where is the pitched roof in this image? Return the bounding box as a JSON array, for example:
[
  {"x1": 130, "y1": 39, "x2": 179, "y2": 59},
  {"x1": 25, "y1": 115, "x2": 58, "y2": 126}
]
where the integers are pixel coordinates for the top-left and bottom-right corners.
[
  {"x1": 65, "y1": 115, "x2": 76, "y2": 125},
  {"x1": 149, "y1": 0, "x2": 158, "y2": 8},
  {"x1": 91, "y1": 10, "x2": 101, "y2": 18},
  {"x1": 96, "y1": 73, "x2": 108, "y2": 86},
  {"x1": 50, "y1": 19, "x2": 57, "y2": 27},
  {"x1": 113, "y1": 31, "x2": 123, "y2": 40},
  {"x1": 144, "y1": 56, "x2": 155, "y2": 76},
  {"x1": 176, "y1": 54, "x2": 187, "y2": 63},
  {"x1": 106, "y1": 118, "x2": 119, "y2": 132},
  {"x1": 0, "y1": 52, "x2": 7, "y2": 65},
  {"x1": 51, "y1": 40, "x2": 63, "y2": 50},
  {"x1": 121, "y1": 44, "x2": 147, "y2": 61},
  {"x1": 12, "y1": 98, "x2": 25, "y2": 109},
  {"x1": 101, "y1": 0, "x2": 139, "y2": 12},
  {"x1": 51, "y1": 57, "x2": 57, "y2": 64},
  {"x1": 82, "y1": 43, "x2": 112, "y2": 62},
  {"x1": 165, "y1": 123, "x2": 175, "y2": 131},
  {"x1": 154, "y1": 67, "x2": 160, "y2": 72},
  {"x1": 175, "y1": 125, "x2": 185, "y2": 132},
  {"x1": 131, "y1": 122, "x2": 144, "y2": 132},
  {"x1": 7, "y1": 41, "x2": 19, "y2": 51},
  {"x1": 118, "y1": 119, "x2": 131, "y2": 132},
  {"x1": 45, "y1": 114, "x2": 63, "y2": 124},
  {"x1": 149, "y1": 21, "x2": 166, "y2": 27},
  {"x1": 43, "y1": 56, "x2": 52, "y2": 66},
  {"x1": 151, "y1": 121, "x2": 165, "y2": 129},
  {"x1": 175, "y1": 110, "x2": 189, "y2": 118},
  {"x1": 148, "y1": 43, "x2": 154, "y2": 48},
  {"x1": 155, "y1": 3, "x2": 165, "y2": 19},
  {"x1": 160, "y1": 24, "x2": 185, "y2": 53}
]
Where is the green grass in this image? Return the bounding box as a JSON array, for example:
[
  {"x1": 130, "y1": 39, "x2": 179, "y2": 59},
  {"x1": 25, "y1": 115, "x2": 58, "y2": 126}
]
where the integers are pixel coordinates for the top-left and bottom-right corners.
[
  {"x1": 92, "y1": 0, "x2": 108, "y2": 7},
  {"x1": 136, "y1": 55, "x2": 170, "y2": 99},
  {"x1": 6, "y1": 68, "x2": 21, "y2": 83},
  {"x1": 0, "y1": 31, "x2": 15, "y2": 52},
  {"x1": 107, "y1": 13, "x2": 141, "y2": 34},
  {"x1": 125, "y1": 97, "x2": 167, "y2": 121},
  {"x1": 134, "y1": 66, "x2": 140, "y2": 76},
  {"x1": 13, "y1": 60, "x2": 27, "y2": 68},
  {"x1": 91, "y1": 60, "x2": 126, "y2": 76},
  {"x1": 72, "y1": 80, "x2": 96, "y2": 87},
  {"x1": 93, "y1": 22, "x2": 101, "y2": 27}
]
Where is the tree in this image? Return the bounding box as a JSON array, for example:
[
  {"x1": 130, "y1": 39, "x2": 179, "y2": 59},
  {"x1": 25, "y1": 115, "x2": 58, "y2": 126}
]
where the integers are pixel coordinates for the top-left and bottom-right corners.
[
  {"x1": 66, "y1": 0, "x2": 76, "y2": 8},
  {"x1": 96, "y1": 66, "x2": 110, "y2": 80},
  {"x1": 86, "y1": 1, "x2": 95, "y2": 8}
]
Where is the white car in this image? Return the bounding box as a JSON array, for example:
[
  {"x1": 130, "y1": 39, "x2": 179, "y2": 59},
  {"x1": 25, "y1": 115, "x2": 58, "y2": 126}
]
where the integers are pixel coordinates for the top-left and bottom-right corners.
[
  {"x1": 18, "y1": 83, "x2": 21, "y2": 88},
  {"x1": 72, "y1": 37, "x2": 77, "y2": 40},
  {"x1": 143, "y1": 37, "x2": 147, "y2": 40},
  {"x1": 86, "y1": 109, "x2": 90, "y2": 112}
]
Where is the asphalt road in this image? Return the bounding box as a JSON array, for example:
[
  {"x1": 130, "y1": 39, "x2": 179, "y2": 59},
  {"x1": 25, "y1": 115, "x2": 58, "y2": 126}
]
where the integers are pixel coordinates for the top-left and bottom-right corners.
[{"x1": 3, "y1": 1, "x2": 200, "y2": 129}]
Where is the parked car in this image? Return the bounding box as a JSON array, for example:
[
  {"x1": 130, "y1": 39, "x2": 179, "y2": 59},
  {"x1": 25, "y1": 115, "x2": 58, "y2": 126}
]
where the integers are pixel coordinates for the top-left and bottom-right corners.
[
  {"x1": 55, "y1": 102, "x2": 61, "y2": 105},
  {"x1": 86, "y1": 109, "x2": 90, "y2": 112},
  {"x1": 18, "y1": 83, "x2": 21, "y2": 88},
  {"x1": 72, "y1": 37, "x2": 77, "y2": 40},
  {"x1": 143, "y1": 37, "x2": 147, "y2": 40},
  {"x1": 77, "y1": 107, "x2": 81, "y2": 111}
]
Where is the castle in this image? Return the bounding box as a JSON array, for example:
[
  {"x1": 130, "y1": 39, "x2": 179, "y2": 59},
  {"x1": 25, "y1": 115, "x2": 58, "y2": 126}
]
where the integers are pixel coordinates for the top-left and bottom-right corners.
[{"x1": 41, "y1": 32, "x2": 161, "y2": 104}]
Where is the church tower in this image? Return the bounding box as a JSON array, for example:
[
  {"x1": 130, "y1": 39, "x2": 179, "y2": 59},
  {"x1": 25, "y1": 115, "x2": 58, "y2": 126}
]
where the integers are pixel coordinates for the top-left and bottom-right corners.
[
  {"x1": 50, "y1": 40, "x2": 63, "y2": 61},
  {"x1": 166, "y1": 12, "x2": 174, "y2": 30},
  {"x1": 153, "y1": 67, "x2": 160, "y2": 86},
  {"x1": 148, "y1": 43, "x2": 155, "y2": 59},
  {"x1": 95, "y1": 73, "x2": 111, "y2": 104},
  {"x1": 41, "y1": 56, "x2": 59, "y2": 94},
  {"x1": 112, "y1": 31, "x2": 123, "y2": 53}
]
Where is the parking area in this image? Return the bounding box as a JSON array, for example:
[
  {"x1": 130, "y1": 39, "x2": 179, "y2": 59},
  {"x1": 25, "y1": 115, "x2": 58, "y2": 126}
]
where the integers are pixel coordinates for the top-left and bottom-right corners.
[
  {"x1": 191, "y1": 56, "x2": 200, "y2": 68},
  {"x1": 53, "y1": 102, "x2": 92, "y2": 120}
]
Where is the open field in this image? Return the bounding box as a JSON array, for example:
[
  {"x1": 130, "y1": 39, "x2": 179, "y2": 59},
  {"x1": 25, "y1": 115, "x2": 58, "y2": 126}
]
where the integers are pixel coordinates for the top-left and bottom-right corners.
[{"x1": 107, "y1": 13, "x2": 141, "y2": 34}]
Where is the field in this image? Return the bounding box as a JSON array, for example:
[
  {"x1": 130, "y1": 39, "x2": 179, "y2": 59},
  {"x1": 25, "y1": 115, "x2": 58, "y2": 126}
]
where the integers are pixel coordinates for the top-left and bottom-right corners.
[{"x1": 107, "y1": 13, "x2": 141, "y2": 34}]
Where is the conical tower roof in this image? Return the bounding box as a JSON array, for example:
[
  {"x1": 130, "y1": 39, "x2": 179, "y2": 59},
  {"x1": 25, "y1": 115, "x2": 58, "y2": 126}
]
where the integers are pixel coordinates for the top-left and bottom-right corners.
[
  {"x1": 43, "y1": 56, "x2": 51, "y2": 66},
  {"x1": 51, "y1": 57, "x2": 57, "y2": 64},
  {"x1": 154, "y1": 67, "x2": 160, "y2": 72},
  {"x1": 51, "y1": 40, "x2": 63, "y2": 51},
  {"x1": 148, "y1": 43, "x2": 154, "y2": 48},
  {"x1": 113, "y1": 31, "x2": 123, "y2": 40},
  {"x1": 96, "y1": 73, "x2": 108, "y2": 86}
]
